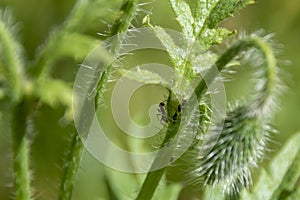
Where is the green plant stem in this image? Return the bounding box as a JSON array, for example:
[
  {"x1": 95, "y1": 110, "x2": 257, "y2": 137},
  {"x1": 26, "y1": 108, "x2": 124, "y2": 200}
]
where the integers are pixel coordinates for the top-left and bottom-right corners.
[
  {"x1": 0, "y1": 14, "x2": 30, "y2": 199},
  {"x1": 95, "y1": 0, "x2": 139, "y2": 108},
  {"x1": 58, "y1": 133, "x2": 83, "y2": 200},
  {"x1": 11, "y1": 100, "x2": 31, "y2": 200},
  {"x1": 135, "y1": 168, "x2": 165, "y2": 200},
  {"x1": 135, "y1": 131, "x2": 176, "y2": 200},
  {"x1": 195, "y1": 36, "x2": 277, "y2": 104},
  {"x1": 59, "y1": 1, "x2": 140, "y2": 199},
  {"x1": 136, "y1": 92, "x2": 180, "y2": 200},
  {"x1": 136, "y1": 36, "x2": 278, "y2": 200}
]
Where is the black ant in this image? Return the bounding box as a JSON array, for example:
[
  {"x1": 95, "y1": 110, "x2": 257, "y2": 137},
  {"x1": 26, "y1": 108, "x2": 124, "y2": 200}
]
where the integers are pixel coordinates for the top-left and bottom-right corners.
[
  {"x1": 172, "y1": 112, "x2": 178, "y2": 123},
  {"x1": 158, "y1": 102, "x2": 168, "y2": 123}
]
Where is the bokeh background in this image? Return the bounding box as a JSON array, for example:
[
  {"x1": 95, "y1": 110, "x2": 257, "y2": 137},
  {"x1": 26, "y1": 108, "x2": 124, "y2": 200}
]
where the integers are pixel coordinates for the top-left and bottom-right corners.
[{"x1": 0, "y1": 0, "x2": 299, "y2": 199}]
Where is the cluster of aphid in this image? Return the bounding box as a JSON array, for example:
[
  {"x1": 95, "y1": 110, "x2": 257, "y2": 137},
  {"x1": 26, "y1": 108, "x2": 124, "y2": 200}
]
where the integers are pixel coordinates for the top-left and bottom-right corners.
[{"x1": 158, "y1": 100, "x2": 186, "y2": 124}]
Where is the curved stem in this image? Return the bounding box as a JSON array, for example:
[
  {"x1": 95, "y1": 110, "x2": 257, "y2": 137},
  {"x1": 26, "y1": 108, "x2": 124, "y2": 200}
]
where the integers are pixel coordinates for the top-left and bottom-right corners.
[{"x1": 195, "y1": 36, "x2": 277, "y2": 106}]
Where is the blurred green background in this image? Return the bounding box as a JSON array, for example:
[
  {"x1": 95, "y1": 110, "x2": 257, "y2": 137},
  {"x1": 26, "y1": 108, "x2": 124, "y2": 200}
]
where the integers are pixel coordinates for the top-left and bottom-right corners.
[{"x1": 0, "y1": 0, "x2": 299, "y2": 199}]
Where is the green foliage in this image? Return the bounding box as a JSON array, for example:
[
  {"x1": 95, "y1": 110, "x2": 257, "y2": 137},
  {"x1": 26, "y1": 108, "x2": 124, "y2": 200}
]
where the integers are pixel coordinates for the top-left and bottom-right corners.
[
  {"x1": 241, "y1": 132, "x2": 300, "y2": 200},
  {"x1": 204, "y1": 0, "x2": 254, "y2": 29},
  {"x1": 193, "y1": 0, "x2": 253, "y2": 47},
  {"x1": 0, "y1": 0, "x2": 298, "y2": 200},
  {"x1": 169, "y1": 0, "x2": 195, "y2": 42},
  {"x1": 119, "y1": 68, "x2": 169, "y2": 87},
  {"x1": 135, "y1": 0, "x2": 286, "y2": 199}
]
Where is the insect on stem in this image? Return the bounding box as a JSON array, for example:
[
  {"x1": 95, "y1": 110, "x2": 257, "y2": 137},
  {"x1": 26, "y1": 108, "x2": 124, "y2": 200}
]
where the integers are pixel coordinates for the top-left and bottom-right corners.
[{"x1": 158, "y1": 102, "x2": 168, "y2": 123}]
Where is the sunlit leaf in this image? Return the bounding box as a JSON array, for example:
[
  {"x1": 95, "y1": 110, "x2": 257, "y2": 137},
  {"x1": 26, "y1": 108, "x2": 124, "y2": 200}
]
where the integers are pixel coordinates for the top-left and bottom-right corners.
[
  {"x1": 152, "y1": 26, "x2": 184, "y2": 71},
  {"x1": 169, "y1": 0, "x2": 195, "y2": 42},
  {"x1": 205, "y1": 0, "x2": 254, "y2": 29},
  {"x1": 201, "y1": 28, "x2": 236, "y2": 48},
  {"x1": 36, "y1": 79, "x2": 72, "y2": 110},
  {"x1": 119, "y1": 68, "x2": 169, "y2": 88},
  {"x1": 241, "y1": 132, "x2": 300, "y2": 200}
]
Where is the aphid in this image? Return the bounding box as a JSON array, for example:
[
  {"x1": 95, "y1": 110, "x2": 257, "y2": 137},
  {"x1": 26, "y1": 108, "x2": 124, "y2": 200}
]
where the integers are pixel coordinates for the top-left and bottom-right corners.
[
  {"x1": 177, "y1": 99, "x2": 187, "y2": 113},
  {"x1": 177, "y1": 104, "x2": 181, "y2": 113},
  {"x1": 158, "y1": 102, "x2": 168, "y2": 123}
]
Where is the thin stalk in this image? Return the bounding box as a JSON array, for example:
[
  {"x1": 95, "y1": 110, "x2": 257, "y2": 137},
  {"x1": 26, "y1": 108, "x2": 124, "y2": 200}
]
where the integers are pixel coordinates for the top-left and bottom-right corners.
[
  {"x1": 135, "y1": 168, "x2": 165, "y2": 200},
  {"x1": 135, "y1": 36, "x2": 278, "y2": 200},
  {"x1": 11, "y1": 100, "x2": 31, "y2": 200},
  {"x1": 95, "y1": 0, "x2": 139, "y2": 109},
  {"x1": 59, "y1": 0, "x2": 140, "y2": 199},
  {"x1": 136, "y1": 92, "x2": 180, "y2": 200},
  {"x1": 0, "y1": 13, "x2": 29, "y2": 199},
  {"x1": 58, "y1": 133, "x2": 83, "y2": 200},
  {"x1": 195, "y1": 36, "x2": 277, "y2": 109}
]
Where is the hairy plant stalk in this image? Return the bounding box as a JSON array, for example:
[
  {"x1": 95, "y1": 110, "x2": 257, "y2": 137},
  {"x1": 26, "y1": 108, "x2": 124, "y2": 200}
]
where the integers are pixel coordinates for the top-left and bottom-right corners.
[
  {"x1": 59, "y1": 0, "x2": 140, "y2": 199},
  {"x1": 0, "y1": 12, "x2": 30, "y2": 199},
  {"x1": 11, "y1": 100, "x2": 31, "y2": 200},
  {"x1": 95, "y1": 0, "x2": 139, "y2": 109},
  {"x1": 58, "y1": 133, "x2": 83, "y2": 200},
  {"x1": 195, "y1": 36, "x2": 277, "y2": 105},
  {"x1": 136, "y1": 93, "x2": 180, "y2": 200}
]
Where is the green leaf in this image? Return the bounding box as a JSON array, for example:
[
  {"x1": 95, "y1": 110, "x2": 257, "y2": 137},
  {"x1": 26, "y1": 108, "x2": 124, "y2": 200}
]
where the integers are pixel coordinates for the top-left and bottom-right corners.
[
  {"x1": 169, "y1": 0, "x2": 195, "y2": 42},
  {"x1": 152, "y1": 26, "x2": 184, "y2": 71},
  {"x1": 119, "y1": 68, "x2": 169, "y2": 88},
  {"x1": 52, "y1": 33, "x2": 99, "y2": 61},
  {"x1": 40, "y1": 32, "x2": 99, "y2": 64},
  {"x1": 270, "y1": 145, "x2": 300, "y2": 200},
  {"x1": 194, "y1": 0, "x2": 252, "y2": 47},
  {"x1": 35, "y1": 79, "x2": 72, "y2": 116},
  {"x1": 201, "y1": 28, "x2": 236, "y2": 48},
  {"x1": 194, "y1": 0, "x2": 219, "y2": 35},
  {"x1": 241, "y1": 132, "x2": 300, "y2": 200},
  {"x1": 205, "y1": 0, "x2": 254, "y2": 29}
]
